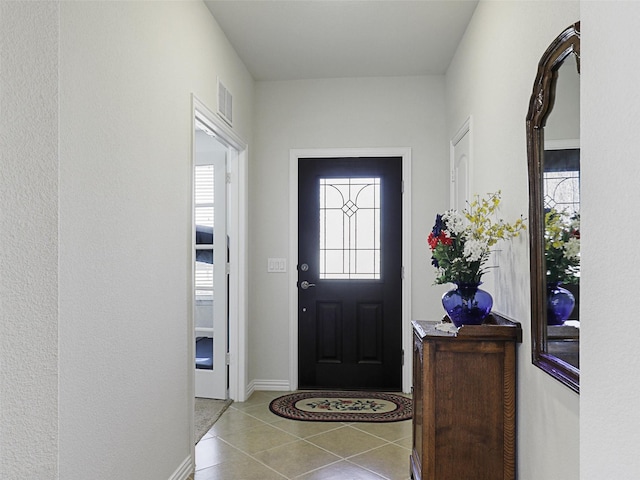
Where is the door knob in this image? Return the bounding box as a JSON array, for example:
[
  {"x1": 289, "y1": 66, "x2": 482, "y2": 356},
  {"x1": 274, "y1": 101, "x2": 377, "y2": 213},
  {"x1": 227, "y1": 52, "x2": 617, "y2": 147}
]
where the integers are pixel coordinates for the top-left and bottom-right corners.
[{"x1": 300, "y1": 280, "x2": 316, "y2": 290}]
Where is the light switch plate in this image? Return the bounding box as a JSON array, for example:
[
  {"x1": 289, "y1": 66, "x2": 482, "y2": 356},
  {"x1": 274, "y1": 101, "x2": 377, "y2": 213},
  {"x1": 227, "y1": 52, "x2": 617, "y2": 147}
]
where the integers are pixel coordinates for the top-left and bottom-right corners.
[{"x1": 267, "y1": 258, "x2": 287, "y2": 273}]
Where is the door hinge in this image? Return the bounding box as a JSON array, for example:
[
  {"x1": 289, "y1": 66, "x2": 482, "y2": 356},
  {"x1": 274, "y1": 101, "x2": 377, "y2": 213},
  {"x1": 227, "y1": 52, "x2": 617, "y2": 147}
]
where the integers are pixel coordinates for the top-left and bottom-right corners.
[
  {"x1": 401, "y1": 266, "x2": 405, "y2": 280},
  {"x1": 401, "y1": 180, "x2": 404, "y2": 194},
  {"x1": 226, "y1": 262, "x2": 230, "y2": 274},
  {"x1": 402, "y1": 349, "x2": 405, "y2": 366},
  {"x1": 226, "y1": 172, "x2": 232, "y2": 184},
  {"x1": 226, "y1": 352, "x2": 231, "y2": 365}
]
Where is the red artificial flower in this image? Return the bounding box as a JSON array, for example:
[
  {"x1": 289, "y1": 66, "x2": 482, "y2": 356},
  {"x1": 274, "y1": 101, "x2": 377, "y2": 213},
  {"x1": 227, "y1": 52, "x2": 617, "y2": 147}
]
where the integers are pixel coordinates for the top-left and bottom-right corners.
[
  {"x1": 439, "y1": 232, "x2": 453, "y2": 246},
  {"x1": 428, "y1": 231, "x2": 453, "y2": 249},
  {"x1": 427, "y1": 232, "x2": 438, "y2": 249}
]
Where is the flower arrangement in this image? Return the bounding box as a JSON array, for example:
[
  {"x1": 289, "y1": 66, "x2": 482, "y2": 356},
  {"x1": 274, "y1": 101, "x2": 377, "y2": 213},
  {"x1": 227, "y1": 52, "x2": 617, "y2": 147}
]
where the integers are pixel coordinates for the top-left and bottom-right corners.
[
  {"x1": 545, "y1": 208, "x2": 580, "y2": 284},
  {"x1": 428, "y1": 192, "x2": 526, "y2": 285}
]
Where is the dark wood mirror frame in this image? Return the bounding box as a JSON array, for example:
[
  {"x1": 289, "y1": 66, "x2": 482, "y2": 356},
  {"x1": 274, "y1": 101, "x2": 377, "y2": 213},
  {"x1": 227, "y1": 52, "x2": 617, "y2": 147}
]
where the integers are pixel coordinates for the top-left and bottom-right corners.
[{"x1": 526, "y1": 21, "x2": 580, "y2": 393}]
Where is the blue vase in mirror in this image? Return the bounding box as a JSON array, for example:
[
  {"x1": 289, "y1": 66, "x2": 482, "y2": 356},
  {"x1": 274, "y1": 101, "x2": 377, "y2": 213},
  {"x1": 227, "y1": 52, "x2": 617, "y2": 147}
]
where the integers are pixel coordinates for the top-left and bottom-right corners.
[{"x1": 546, "y1": 282, "x2": 575, "y2": 325}]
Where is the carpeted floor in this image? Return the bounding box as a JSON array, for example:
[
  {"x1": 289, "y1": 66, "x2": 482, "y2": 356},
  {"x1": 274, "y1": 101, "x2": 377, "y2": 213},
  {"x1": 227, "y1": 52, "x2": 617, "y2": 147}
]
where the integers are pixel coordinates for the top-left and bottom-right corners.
[{"x1": 195, "y1": 397, "x2": 233, "y2": 444}]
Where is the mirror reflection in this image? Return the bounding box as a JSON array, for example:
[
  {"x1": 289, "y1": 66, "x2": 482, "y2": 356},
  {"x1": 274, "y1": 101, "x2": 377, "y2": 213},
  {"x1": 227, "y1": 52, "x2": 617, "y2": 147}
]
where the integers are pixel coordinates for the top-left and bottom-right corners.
[
  {"x1": 543, "y1": 54, "x2": 580, "y2": 369},
  {"x1": 527, "y1": 21, "x2": 580, "y2": 392}
]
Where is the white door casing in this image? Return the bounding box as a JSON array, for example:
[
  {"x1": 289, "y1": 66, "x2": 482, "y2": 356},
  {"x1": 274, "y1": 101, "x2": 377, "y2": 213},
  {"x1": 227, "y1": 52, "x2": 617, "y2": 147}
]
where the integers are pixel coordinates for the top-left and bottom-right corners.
[
  {"x1": 450, "y1": 116, "x2": 473, "y2": 211},
  {"x1": 190, "y1": 94, "x2": 248, "y2": 408}
]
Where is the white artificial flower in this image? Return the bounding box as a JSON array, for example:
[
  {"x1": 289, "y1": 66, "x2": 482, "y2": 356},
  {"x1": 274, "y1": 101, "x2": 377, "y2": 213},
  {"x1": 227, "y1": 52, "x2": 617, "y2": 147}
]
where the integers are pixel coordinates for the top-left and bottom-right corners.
[
  {"x1": 564, "y1": 237, "x2": 580, "y2": 260},
  {"x1": 570, "y1": 216, "x2": 580, "y2": 231},
  {"x1": 463, "y1": 239, "x2": 488, "y2": 262},
  {"x1": 442, "y1": 210, "x2": 466, "y2": 235}
]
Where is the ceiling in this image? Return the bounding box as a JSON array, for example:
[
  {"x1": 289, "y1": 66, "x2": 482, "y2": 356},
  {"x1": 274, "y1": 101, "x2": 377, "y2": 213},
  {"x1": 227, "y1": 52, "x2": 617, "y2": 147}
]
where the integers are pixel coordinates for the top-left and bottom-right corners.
[{"x1": 204, "y1": 0, "x2": 479, "y2": 81}]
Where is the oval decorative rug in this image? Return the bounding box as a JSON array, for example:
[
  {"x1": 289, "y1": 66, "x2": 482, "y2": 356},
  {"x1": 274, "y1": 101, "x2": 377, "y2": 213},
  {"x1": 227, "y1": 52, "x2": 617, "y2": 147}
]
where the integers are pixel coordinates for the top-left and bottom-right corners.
[{"x1": 269, "y1": 391, "x2": 412, "y2": 422}]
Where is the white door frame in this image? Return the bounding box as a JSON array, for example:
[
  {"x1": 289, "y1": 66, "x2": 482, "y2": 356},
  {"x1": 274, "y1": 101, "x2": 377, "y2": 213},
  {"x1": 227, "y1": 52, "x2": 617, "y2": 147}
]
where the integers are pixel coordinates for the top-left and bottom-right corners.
[
  {"x1": 190, "y1": 94, "x2": 249, "y2": 410},
  {"x1": 288, "y1": 147, "x2": 413, "y2": 393}
]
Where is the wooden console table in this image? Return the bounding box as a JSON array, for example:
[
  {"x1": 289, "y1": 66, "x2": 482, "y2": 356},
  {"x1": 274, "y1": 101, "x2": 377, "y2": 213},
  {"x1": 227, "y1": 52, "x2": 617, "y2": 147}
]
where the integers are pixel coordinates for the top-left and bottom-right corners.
[{"x1": 410, "y1": 315, "x2": 521, "y2": 480}]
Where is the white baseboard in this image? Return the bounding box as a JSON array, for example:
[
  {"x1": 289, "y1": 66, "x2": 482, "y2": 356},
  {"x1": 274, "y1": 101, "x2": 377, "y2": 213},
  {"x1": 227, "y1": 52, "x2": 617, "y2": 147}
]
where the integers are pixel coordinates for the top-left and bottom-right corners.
[
  {"x1": 168, "y1": 455, "x2": 193, "y2": 480},
  {"x1": 248, "y1": 379, "x2": 291, "y2": 394}
]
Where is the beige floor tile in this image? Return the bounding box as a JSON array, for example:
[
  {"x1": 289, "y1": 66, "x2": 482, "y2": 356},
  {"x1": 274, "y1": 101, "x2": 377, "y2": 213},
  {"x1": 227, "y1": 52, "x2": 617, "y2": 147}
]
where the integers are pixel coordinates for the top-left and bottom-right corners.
[
  {"x1": 349, "y1": 443, "x2": 412, "y2": 480},
  {"x1": 350, "y1": 420, "x2": 412, "y2": 442},
  {"x1": 393, "y1": 435, "x2": 413, "y2": 449},
  {"x1": 208, "y1": 408, "x2": 266, "y2": 437},
  {"x1": 219, "y1": 422, "x2": 299, "y2": 455},
  {"x1": 239, "y1": 402, "x2": 285, "y2": 423},
  {"x1": 195, "y1": 391, "x2": 414, "y2": 480},
  {"x1": 294, "y1": 460, "x2": 386, "y2": 480},
  {"x1": 230, "y1": 391, "x2": 288, "y2": 411},
  {"x1": 271, "y1": 418, "x2": 346, "y2": 439},
  {"x1": 194, "y1": 436, "x2": 246, "y2": 471},
  {"x1": 194, "y1": 455, "x2": 287, "y2": 480},
  {"x1": 253, "y1": 439, "x2": 341, "y2": 478},
  {"x1": 306, "y1": 425, "x2": 387, "y2": 458}
]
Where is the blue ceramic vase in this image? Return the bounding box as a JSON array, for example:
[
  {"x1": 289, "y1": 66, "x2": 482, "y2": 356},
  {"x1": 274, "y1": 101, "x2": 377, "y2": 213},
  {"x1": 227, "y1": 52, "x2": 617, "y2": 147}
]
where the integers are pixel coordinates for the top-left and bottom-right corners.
[
  {"x1": 546, "y1": 282, "x2": 575, "y2": 325},
  {"x1": 442, "y1": 283, "x2": 493, "y2": 328}
]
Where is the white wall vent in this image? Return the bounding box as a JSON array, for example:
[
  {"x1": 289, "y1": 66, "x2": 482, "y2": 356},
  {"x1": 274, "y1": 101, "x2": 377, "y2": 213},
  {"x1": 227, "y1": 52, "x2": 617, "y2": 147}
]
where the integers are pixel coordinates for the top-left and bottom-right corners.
[{"x1": 217, "y1": 78, "x2": 233, "y2": 126}]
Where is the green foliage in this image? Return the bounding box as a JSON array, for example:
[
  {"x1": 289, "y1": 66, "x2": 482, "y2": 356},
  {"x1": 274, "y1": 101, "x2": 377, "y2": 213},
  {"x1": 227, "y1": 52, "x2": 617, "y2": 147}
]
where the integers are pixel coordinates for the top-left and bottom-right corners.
[{"x1": 545, "y1": 208, "x2": 580, "y2": 284}]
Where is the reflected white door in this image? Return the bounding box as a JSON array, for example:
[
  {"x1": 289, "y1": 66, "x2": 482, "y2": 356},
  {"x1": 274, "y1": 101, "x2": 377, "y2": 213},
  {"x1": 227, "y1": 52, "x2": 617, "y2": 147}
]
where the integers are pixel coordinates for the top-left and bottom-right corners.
[
  {"x1": 450, "y1": 118, "x2": 471, "y2": 211},
  {"x1": 194, "y1": 128, "x2": 228, "y2": 399}
]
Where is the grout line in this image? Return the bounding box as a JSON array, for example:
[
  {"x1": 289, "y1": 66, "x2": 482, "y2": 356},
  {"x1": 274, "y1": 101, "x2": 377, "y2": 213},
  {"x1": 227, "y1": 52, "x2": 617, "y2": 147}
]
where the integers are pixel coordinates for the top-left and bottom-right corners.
[
  {"x1": 215, "y1": 437, "x2": 290, "y2": 479},
  {"x1": 348, "y1": 421, "x2": 413, "y2": 444}
]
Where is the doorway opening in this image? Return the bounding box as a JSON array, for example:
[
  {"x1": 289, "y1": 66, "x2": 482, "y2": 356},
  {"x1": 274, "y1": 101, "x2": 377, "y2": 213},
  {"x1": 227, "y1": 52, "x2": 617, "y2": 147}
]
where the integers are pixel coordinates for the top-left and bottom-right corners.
[
  {"x1": 190, "y1": 94, "x2": 249, "y2": 420},
  {"x1": 193, "y1": 123, "x2": 229, "y2": 399}
]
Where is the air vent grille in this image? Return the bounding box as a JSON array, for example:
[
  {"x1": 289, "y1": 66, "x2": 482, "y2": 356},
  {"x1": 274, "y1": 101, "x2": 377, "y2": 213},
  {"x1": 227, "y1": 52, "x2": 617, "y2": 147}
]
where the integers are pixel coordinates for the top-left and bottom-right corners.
[{"x1": 217, "y1": 79, "x2": 233, "y2": 126}]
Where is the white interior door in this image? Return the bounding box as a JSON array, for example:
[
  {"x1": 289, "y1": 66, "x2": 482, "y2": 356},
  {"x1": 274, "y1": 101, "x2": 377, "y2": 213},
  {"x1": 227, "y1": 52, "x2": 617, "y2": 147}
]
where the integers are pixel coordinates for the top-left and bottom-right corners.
[
  {"x1": 450, "y1": 117, "x2": 472, "y2": 211},
  {"x1": 194, "y1": 127, "x2": 228, "y2": 399}
]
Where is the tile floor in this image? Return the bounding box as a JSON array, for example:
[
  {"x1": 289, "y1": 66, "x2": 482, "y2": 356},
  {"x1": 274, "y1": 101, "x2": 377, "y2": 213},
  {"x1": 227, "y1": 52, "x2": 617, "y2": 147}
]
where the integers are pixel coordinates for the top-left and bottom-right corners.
[{"x1": 191, "y1": 391, "x2": 413, "y2": 480}]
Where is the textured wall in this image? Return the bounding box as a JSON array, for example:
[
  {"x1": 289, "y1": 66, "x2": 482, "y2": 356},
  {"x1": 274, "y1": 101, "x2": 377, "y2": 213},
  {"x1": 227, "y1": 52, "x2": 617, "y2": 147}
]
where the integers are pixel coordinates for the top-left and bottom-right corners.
[
  {"x1": 57, "y1": 2, "x2": 253, "y2": 478},
  {"x1": 1, "y1": 1, "x2": 253, "y2": 478},
  {"x1": 445, "y1": 2, "x2": 580, "y2": 479},
  {"x1": 581, "y1": 2, "x2": 640, "y2": 478},
  {"x1": 0, "y1": 2, "x2": 60, "y2": 478}
]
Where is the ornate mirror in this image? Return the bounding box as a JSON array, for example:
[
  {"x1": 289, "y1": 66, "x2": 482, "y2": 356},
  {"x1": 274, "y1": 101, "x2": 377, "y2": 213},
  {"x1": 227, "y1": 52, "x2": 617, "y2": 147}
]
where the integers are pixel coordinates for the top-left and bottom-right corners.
[{"x1": 526, "y1": 22, "x2": 580, "y2": 393}]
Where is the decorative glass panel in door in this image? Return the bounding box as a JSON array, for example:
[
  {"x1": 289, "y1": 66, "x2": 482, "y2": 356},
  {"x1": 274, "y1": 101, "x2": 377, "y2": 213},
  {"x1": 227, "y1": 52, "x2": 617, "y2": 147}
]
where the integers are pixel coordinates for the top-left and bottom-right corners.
[{"x1": 319, "y1": 177, "x2": 381, "y2": 279}]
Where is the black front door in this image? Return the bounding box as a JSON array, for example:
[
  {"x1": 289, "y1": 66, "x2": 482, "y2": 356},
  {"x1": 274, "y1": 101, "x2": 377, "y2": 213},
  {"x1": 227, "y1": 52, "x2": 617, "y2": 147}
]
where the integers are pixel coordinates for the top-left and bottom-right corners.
[{"x1": 298, "y1": 157, "x2": 402, "y2": 390}]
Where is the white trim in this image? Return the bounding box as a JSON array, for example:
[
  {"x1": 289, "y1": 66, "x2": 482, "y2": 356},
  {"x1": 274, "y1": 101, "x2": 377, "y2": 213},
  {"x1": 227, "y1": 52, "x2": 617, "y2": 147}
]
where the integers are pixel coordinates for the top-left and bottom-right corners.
[
  {"x1": 167, "y1": 455, "x2": 193, "y2": 480},
  {"x1": 450, "y1": 115, "x2": 473, "y2": 209},
  {"x1": 191, "y1": 94, "x2": 249, "y2": 407},
  {"x1": 249, "y1": 379, "x2": 291, "y2": 392},
  {"x1": 451, "y1": 115, "x2": 471, "y2": 145},
  {"x1": 288, "y1": 147, "x2": 413, "y2": 393}
]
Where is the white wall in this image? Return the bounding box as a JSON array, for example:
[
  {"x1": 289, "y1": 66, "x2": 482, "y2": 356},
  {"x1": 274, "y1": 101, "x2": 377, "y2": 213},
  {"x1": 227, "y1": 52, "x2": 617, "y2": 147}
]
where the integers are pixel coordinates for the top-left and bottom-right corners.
[
  {"x1": 581, "y1": 2, "x2": 640, "y2": 478},
  {"x1": 2, "y1": 1, "x2": 253, "y2": 478},
  {"x1": 250, "y1": 76, "x2": 449, "y2": 386},
  {"x1": 445, "y1": 2, "x2": 580, "y2": 479},
  {"x1": 0, "y1": 2, "x2": 60, "y2": 478},
  {"x1": 58, "y1": 2, "x2": 252, "y2": 477}
]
